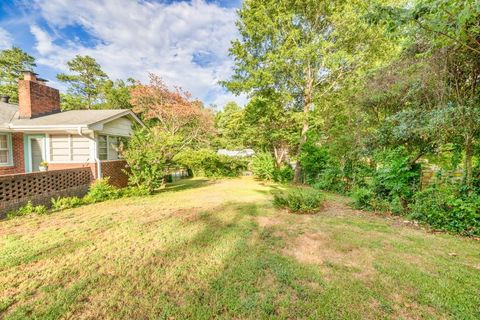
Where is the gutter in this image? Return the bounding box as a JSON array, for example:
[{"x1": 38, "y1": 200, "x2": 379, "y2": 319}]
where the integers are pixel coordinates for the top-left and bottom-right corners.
[{"x1": 77, "y1": 127, "x2": 102, "y2": 180}]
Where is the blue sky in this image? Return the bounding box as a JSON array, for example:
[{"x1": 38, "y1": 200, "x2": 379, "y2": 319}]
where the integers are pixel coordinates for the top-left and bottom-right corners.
[{"x1": 0, "y1": 0, "x2": 246, "y2": 107}]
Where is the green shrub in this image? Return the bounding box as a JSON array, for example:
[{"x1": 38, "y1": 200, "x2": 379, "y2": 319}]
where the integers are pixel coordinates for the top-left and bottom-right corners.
[
  {"x1": 350, "y1": 187, "x2": 374, "y2": 210},
  {"x1": 299, "y1": 140, "x2": 329, "y2": 183},
  {"x1": 83, "y1": 178, "x2": 121, "y2": 204},
  {"x1": 174, "y1": 149, "x2": 247, "y2": 178},
  {"x1": 251, "y1": 152, "x2": 276, "y2": 180},
  {"x1": 273, "y1": 165, "x2": 294, "y2": 183},
  {"x1": 51, "y1": 197, "x2": 83, "y2": 211},
  {"x1": 272, "y1": 188, "x2": 324, "y2": 214},
  {"x1": 121, "y1": 185, "x2": 151, "y2": 197},
  {"x1": 312, "y1": 166, "x2": 347, "y2": 193},
  {"x1": 371, "y1": 148, "x2": 420, "y2": 212},
  {"x1": 8, "y1": 201, "x2": 47, "y2": 218},
  {"x1": 123, "y1": 128, "x2": 168, "y2": 193},
  {"x1": 409, "y1": 185, "x2": 480, "y2": 236}
]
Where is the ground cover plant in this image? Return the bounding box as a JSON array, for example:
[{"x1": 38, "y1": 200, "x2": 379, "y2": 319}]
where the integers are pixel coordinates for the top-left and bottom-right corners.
[
  {"x1": 272, "y1": 187, "x2": 324, "y2": 214},
  {"x1": 0, "y1": 178, "x2": 479, "y2": 319}
]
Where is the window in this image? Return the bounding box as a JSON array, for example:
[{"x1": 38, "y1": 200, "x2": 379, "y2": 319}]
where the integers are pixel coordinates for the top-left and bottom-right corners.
[
  {"x1": 0, "y1": 134, "x2": 11, "y2": 165},
  {"x1": 49, "y1": 134, "x2": 90, "y2": 162},
  {"x1": 97, "y1": 135, "x2": 124, "y2": 160},
  {"x1": 98, "y1": 135, "x2": 108, "y2": 160}
]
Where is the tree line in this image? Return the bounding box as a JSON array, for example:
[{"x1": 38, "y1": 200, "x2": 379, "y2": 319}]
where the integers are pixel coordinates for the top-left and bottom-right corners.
[
  {"x1": 0, "y1": 48, "x2": 132, "y2": 110},
  {"x1": 217, "y1": 0, "x2": 480, "y2": 236}
]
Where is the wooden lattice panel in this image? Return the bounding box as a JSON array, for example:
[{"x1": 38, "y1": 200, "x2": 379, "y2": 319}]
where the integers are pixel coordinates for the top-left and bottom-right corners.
[{"x1": 0, "y1": 168, "x2": 93, "y2": 202}]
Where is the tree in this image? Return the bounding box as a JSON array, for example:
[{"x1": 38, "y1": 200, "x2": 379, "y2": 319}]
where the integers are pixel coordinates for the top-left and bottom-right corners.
[
  {"x1": 243, "y1": 93, "x2": 299, "y2": 167},
  {"x1": 57, "y1": 55, "x2": 108, "y2": 110},
  {"x1": 130, "y1": 73, "x2": 214, "y2": 157},
  {"x1": 99, "y1": 78, "x2": 135, "y2": 110},
  {"x1": 224, "y1": 0, "x2": 396, "y2": 182},
  {"x1": 214, "y1": 101, "x2": 246, "y2": 149},
  {"x1": 0, "y1": 47, "x2": 36, "y2": 102}
]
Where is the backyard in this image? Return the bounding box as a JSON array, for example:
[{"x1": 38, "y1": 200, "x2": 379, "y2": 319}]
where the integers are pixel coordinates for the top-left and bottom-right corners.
[{"x1": 0, "y1": 177, "x2": 479, "y2": 319}]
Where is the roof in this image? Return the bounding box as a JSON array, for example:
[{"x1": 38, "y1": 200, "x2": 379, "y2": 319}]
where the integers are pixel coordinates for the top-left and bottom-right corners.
[
  {"x1": 0, "y1": 103, "x2": 143, "y2": 131},
  {"x1": 0, "y1": 102, "x2": 18, "y2": 129},
  {"x1": 217, "y1": 149, "x2": 255, "y2": 157}
]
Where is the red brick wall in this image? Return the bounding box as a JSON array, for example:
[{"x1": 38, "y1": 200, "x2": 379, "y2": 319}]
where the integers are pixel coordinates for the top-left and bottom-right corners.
[
  {"x1": 18, "y1": 80, "x2": 60, "y2": 118},
  {"x1": 48, "y1": 163, "x2": 97, "y2": 178},
  {"x1": 101, "y1": 160, "x2": 129, "y2": 188},
  {"x1": 0, "y1": 133, "x2": 25, "y2": 175}
]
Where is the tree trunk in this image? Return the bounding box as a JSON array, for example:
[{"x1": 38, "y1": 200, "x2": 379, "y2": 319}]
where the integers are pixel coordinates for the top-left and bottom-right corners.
[
  {"x1": 294, "y1": 77, "x2": 313, "y2": 184},
  {"x1": 464, "y1": 134, "x2": 473, "y2": 186},
  {"x1": 273, "y1": 146, "x2": 286, "y2": 168}
]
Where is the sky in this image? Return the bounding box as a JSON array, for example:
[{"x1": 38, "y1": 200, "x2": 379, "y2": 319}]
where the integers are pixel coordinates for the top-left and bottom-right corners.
[{"x1": 0, "y1": 0, "x2": 246, "y2": 108}]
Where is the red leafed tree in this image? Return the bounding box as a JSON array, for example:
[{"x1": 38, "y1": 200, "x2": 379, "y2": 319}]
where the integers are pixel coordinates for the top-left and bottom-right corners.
[{"x1": 130, "y1": 73, "x2": 214, "y2": 148}]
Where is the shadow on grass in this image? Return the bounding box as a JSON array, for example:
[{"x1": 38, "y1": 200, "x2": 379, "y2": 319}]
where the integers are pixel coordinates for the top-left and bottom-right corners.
[{"x1": 156, "y1": 178, "x2": 215, "y2": 194}]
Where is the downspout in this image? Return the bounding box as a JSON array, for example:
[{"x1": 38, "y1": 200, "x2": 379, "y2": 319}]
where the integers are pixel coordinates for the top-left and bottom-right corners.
[{"x1": 77, "y1": 127, "x2": 102, "y2": 179}]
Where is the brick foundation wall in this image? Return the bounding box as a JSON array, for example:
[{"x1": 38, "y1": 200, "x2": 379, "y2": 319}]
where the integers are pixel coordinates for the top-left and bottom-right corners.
[
  {"x1": 0, "y1": 133, "x2": 25, "y2": 175},
  {"x1": 0, "y1": 167, "x2": 94, "y2": 218},
  {"x1": 101, "y1": 160, "x2": 129, "y2": 188},
  {"x1": 48, "y1": 163, "x2": 97, "y2": 178}
]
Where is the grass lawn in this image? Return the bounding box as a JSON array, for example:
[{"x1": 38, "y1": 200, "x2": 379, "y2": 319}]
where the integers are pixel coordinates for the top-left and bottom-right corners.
[{"x1": 1, "y1": 177, "x2": 479, "y2": 319}]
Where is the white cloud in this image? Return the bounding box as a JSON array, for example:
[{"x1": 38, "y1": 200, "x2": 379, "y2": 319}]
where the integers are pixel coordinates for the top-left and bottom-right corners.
[
  {"x1": 0, "y1": 28, "x2": 12, "y2": 49},
  {"x1": 29, "y1": 0, "x2": 246, "y2": 107}
]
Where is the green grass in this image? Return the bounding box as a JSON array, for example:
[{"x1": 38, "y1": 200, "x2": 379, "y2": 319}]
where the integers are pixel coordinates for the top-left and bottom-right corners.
[{"x1": 0, "y1": 177, "x2": 479, "y2": 319}]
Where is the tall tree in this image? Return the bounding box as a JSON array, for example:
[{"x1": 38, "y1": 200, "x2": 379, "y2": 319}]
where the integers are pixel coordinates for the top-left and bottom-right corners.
[
  {"x1": 57, "y1": 55, "x2": 108, "y2": 110},
  {"x1": 214, "y1": 101, "x2": 246, "y2": 149},
  {"x1": 0, "y1": 47, "x2": 36, "y2": 102},
  {"x1": 224, "y1": 0, "x2": 396, "y2": 182},
  {"x1": 130, "y1": 73, "x2": 214, "y2": 155}
]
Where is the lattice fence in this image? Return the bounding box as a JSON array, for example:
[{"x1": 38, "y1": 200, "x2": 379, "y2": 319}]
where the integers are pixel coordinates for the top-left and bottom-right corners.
[{"x1": 0, "y1": 168, "x2": 94, "y2": 217}]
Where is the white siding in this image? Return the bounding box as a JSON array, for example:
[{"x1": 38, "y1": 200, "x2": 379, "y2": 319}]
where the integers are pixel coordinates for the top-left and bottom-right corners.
[
  {"x1": 71, "y1": 135, "x2": 90, "y2": 162},
  {"x1": 50, "y1": 134, "x2": 91, "y2": 162},
  {"x1": 50, "y1": 135, "x2": 70, "y2": 162},
  {"x1": 100, "y1": 117, "x2": 133, "y2": 137}
]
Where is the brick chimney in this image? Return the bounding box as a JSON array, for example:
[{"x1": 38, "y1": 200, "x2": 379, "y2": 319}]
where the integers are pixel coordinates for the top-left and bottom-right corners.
[{"x1": 18, "y1": 71, "x2": 61, "y2": 119}]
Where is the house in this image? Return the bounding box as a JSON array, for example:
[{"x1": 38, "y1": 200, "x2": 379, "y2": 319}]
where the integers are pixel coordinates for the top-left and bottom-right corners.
[
  {"x1": 0, "y1": 71, "x2": 143, "y2": 179},
  {"x1": 217, "y1": 149, "x2": 255, "y2": 157}
]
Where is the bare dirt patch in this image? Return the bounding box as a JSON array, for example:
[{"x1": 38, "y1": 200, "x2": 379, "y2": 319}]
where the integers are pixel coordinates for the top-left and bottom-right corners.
[
  {"x1": 321, "y1": 200, "x2": 365, "y2": 217},
  {"x1": 256, "y1": 215, "x2": 284, "y2": 228},
  {"x1": 284, "y1": 231, "x2": 375, "y2": 279}
]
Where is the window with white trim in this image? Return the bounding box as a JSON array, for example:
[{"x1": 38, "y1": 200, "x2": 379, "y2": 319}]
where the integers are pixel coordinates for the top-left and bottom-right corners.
[
  {"x1": 98, "y1": 135, "x2": 124, "y2": 160},
  {"x1": 98, "y1": 135, "x2": 108, "y2": 160},
  {"x1": 0, "y1": 133, "x2": 11, "y2": 165}
]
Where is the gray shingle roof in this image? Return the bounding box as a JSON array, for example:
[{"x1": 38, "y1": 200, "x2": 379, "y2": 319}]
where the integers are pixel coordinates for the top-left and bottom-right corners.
[
  {"x1": 11, "y1": 109, "x2": 131, "y2": 127},
  {"x1": 0, "y1": 102, "x2": 18, "y2": 129},
  {"x1": 0, "y1": 103, "x2": 141, "y2": 129}
]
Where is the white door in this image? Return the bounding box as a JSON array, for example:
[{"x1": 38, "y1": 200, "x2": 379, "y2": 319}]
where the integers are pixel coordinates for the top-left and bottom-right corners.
[{"x1": 30, "y1": 137, "x2": 45, "y2": 172}]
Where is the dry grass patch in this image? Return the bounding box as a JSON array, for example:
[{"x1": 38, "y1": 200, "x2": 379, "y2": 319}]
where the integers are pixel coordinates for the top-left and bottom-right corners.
[{"x1": 0, "y1": 177, "x2": 479, "y2": 319}]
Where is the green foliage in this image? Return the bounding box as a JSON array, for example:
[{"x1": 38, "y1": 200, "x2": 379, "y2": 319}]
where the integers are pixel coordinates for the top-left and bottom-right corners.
[
  {"x1": 83, "y1": 178, "x2": 121, "y2": 204},
  {"x1": 57, "y1": 55, "x2": 109, "y2": 110},
  {"x1": 51, "y1": 197, "x2": 83, "y2": 211},
  {"x1": 350, "y1": 187, "x2": 375, "y2": 210},
  {"x1": 214, "y1": 102, "x2": 246, "y2": 149},
  {"x1": 273, "y1": 165, "x2": 294, "y2": 183},
  {"x1": 272, "y1": 188, "x2": 324, "y2": 214},
  {"x1": 312, "y1": 166, "x2": 347, "y2": 194},
  {"x1": 410, "y1": 185, "x2": 480, "y2": 236},
  {"x1": 372, "y1": 148, "x2": 420, "y2": 210},
  {"x1": 8, "y1": 201, "x2": 47, "y2": 218},
  {"x1": 121, "y1": 185, "x2": 151, "y2": 197},
  {"x1": 299, "y1": 140, "x2": 329, "y2": 184},
  {"x1": 251, "y1": 152, "x2": 276, "y2": 181},
  {"x1": 174, "y1": 149, "x2": 247, "y2": 178},
  {"x1": 0, "y1": 47, "x2": 36, "y2": 102},
  {"x1": 123, "y1": 128, "x2": 168, "y2": 193}
]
